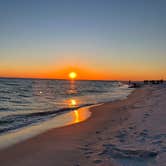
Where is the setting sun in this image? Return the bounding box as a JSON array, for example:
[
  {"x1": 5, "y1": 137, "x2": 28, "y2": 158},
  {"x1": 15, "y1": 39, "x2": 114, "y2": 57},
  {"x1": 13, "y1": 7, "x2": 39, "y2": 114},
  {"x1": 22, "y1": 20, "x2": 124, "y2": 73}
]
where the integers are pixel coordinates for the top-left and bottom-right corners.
[{"x1": 69, "y1": 72, "x2": 77, "y2": 79}]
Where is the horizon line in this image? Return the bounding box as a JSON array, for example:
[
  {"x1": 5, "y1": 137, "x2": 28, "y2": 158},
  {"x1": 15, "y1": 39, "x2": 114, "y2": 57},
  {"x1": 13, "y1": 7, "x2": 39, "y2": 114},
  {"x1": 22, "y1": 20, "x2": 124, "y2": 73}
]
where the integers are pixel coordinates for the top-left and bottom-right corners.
[
  {"x1": 0, "y1": 76, "x2": 121, "y2": 82},
  {"x1": 0, "y1": 76, "x2": 161, "y2": 82}
]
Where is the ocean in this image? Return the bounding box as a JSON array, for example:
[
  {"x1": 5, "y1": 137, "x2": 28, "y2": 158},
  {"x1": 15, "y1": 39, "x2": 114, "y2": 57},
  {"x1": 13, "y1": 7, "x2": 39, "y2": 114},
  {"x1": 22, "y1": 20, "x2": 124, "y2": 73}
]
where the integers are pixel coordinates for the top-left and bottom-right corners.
[{"x1": 0, "y1": 78, "x2": 133, "y2": 136}]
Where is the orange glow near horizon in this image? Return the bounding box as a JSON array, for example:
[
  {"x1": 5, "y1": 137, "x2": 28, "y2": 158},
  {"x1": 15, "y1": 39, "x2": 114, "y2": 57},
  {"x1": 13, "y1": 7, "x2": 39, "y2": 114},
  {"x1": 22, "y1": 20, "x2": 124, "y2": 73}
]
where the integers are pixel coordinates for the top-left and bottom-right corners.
[{"x1": 0, "y1": 63, "x2": 165, "y2": 81}]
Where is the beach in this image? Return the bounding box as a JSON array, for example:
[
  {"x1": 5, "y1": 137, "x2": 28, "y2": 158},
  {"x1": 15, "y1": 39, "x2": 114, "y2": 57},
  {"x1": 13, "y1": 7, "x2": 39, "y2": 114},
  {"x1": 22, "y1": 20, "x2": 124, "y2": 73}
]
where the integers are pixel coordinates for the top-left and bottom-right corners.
[{"x1": 0, "y1": 85, "x2": 165, "y2": 166}]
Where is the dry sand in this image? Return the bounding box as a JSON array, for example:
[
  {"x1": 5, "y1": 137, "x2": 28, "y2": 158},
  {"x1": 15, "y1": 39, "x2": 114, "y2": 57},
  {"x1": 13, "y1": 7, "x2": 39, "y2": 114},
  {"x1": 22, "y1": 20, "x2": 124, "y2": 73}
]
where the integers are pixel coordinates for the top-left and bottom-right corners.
[{"x1": 0, "y1": 85, "x2": 166, "y2": 166}]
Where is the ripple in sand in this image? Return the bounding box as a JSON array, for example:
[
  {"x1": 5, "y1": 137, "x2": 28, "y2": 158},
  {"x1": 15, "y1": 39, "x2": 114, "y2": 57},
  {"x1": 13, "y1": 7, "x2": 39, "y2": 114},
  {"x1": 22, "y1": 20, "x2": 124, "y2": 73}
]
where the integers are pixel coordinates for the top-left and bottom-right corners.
[
  {"x1": 99, "y1": 144, "x2": 158, "y2": 165},
  {"x1": 93, "y1": 159, "x2": 103, "y2": 164}
]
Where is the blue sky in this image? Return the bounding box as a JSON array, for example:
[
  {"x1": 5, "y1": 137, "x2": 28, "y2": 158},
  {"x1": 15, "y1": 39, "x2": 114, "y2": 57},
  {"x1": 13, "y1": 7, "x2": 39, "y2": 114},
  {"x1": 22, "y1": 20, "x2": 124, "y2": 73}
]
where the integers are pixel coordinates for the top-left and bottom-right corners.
[{"x1": 0, "y1": 0, "x2": 166, "y2": 80}]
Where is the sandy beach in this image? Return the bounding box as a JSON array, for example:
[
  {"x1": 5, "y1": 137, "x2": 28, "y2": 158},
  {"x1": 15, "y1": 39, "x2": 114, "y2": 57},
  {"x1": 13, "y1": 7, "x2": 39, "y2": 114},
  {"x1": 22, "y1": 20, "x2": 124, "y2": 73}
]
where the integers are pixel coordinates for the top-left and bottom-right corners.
[{"x1": 0, "y1": 85, "x2": 166, "y2": 166}]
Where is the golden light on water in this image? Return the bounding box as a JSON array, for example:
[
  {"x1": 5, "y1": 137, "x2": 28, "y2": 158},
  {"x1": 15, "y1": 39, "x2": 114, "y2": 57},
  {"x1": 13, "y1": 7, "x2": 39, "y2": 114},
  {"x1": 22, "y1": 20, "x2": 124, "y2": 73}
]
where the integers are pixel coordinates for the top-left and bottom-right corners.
[
  {"x1": 68, "y1": 99, "x2": 82, "y2": 122},
  {"x1": 71, "y1": 99, "x2": 77, "y2": 106},
  {"x1": 74, "y1": 110, "x2": 79, "y2": 123},
  {"x1": 68, "y1": 99, "x2": 77, "y2": 107},
  {"x1": 72, "y1": 107, "x2": 91, "y2": 123},
  {"x1": 68, "y1": 99, "x2": 91, "y2": 123},
  {"x1": 69, "y1": 72, "x2": 77, "y2": 79}
]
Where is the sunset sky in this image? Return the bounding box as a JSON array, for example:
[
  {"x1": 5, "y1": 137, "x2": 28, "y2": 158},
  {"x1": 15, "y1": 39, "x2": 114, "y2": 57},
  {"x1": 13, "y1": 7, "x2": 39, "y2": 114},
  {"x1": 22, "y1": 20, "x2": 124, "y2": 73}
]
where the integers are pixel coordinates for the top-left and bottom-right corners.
[{"x1": 0, "y1": 0, "x2": 166, "y2": 80}]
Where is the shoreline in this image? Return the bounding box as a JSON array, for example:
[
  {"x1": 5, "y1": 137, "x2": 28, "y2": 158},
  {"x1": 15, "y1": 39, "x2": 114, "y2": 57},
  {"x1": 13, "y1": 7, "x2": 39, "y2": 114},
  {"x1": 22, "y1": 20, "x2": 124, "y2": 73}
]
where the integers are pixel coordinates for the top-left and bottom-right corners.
[
  {"x1": 0, "y1": 85, "x2": 165, "y2": 166},
  {"x1": 0, "y1": 86, "x2": 132, "y2": 150},
  {"x1": 0, "y1": 105, "x2": 93, "y2": 150}
]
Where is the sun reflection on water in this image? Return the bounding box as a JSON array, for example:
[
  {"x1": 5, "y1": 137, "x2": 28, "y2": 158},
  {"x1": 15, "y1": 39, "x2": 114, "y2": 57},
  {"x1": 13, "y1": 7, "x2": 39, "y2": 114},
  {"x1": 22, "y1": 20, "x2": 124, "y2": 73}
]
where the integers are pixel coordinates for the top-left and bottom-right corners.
[
  {"x1": 67, "y1": 80, "x2": 77, "y2": 94},
  {"x1": 74, "y1": 110, "x2": 79, "y2": 123},
  {"x1": 66, "y1": 98, "x2": 90, "y2": 123},
  {"x1": 69, "y1": 99, "x2": 77, "y2": 107},
  {"x1": 71, "y1": 108, "x2": 90, "y2": 123}
]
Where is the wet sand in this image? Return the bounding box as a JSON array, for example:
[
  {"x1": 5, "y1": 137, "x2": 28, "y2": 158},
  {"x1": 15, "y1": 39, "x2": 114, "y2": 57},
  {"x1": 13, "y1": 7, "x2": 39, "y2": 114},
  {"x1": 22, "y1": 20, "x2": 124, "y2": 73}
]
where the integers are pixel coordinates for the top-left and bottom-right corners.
[{"x1": 0, "y1": 85, "x2": 166, "y2": 166}]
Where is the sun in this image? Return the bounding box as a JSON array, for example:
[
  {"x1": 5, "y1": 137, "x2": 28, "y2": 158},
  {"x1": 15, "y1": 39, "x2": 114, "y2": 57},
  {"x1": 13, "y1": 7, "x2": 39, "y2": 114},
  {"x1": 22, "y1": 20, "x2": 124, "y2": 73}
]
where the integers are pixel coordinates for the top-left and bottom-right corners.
[{"x1": 69, "y1": 72, "x2": 77, "y2": 79}]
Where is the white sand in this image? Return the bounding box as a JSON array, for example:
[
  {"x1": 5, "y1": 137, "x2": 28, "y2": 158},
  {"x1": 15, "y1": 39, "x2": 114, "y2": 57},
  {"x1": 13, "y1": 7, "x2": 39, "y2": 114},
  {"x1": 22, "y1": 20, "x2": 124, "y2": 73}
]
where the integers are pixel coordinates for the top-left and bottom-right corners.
[{"x1": 0, "y1": 85, "x2": 165, "y2": 166}]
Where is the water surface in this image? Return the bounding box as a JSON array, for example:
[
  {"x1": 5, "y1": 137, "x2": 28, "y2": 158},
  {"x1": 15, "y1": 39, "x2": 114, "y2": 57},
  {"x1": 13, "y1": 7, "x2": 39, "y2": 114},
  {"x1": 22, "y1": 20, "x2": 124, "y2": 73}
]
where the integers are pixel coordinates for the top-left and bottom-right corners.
[{"x1": 0, "y1": 78, "x2": 132, "y2": 135}]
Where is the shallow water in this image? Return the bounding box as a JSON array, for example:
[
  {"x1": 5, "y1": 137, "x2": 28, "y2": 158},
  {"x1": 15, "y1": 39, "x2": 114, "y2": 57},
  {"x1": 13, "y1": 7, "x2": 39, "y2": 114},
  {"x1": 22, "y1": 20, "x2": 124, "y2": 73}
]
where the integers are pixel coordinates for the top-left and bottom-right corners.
[
  {"x1": 0, "y1": 105, "x2": 92, "y2": 149},
  {"x1": 0, "y1": 78, "x2": 132, "y2": 135}
]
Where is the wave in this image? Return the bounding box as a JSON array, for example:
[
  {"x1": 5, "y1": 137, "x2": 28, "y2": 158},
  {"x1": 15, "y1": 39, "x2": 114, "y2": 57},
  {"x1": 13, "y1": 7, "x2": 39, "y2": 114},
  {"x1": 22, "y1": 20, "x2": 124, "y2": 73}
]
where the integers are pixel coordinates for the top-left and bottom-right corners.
[
  {"x1": 0, "y1": 79, "x2": 132, "y2": 137},
  {"x1": 0, "y1": 90, "x2": 11, "y2": 94},
  {"x1": 83, "y1": 90, "x2": 108, "y2": 93},
  {"x1": 0, "y1": 96, "x2": 11, "y2": 100},
  {"x1": 0, "y1": 107, "x2": 14, "y2": 112},
  {"x1": 0, "y1": 103, "x2": 93, "y2": 135}
]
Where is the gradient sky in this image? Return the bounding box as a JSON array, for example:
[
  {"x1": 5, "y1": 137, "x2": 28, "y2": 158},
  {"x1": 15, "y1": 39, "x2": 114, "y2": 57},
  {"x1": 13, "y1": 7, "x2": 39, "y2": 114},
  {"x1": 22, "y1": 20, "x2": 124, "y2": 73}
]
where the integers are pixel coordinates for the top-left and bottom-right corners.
[{"x1": 0, "y1": 0, "x2": 166, "y2": 80}]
